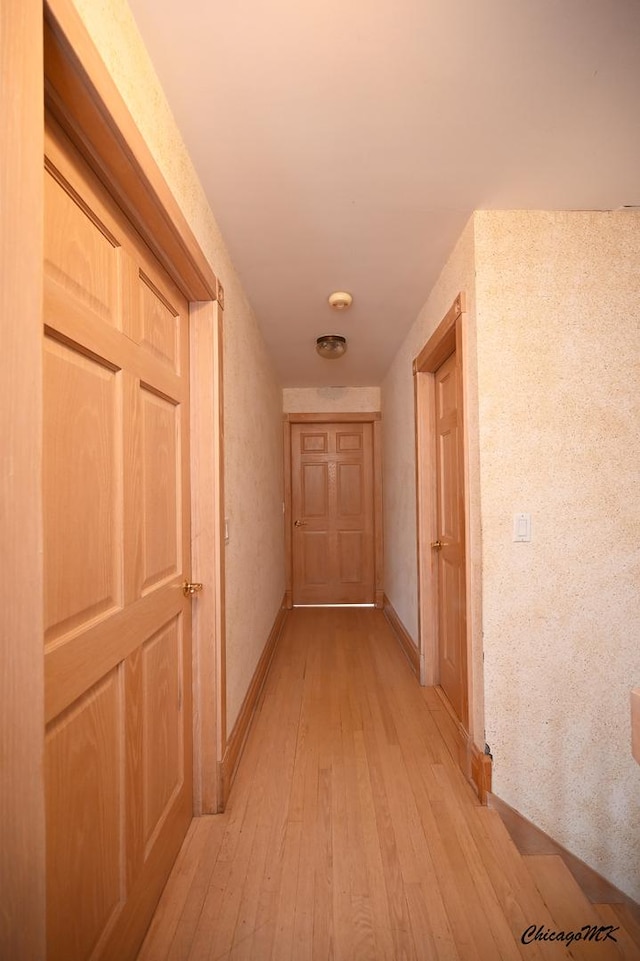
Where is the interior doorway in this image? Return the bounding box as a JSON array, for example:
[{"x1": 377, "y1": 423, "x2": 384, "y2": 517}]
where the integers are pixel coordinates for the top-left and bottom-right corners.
[
  {"x1": 414, "y1": 295, "x2": 469, "y2": 724},
  {"x1": 284, "y1": 413, "x2": 384, "y2": 608}
]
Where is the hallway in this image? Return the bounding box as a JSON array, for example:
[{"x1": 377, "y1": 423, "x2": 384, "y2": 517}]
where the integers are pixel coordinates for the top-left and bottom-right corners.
[{"x1": 137, "y1": 609, "x2": 638, "y2": 961}]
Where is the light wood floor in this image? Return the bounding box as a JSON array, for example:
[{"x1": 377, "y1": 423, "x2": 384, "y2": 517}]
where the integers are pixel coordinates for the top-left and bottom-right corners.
[{"x1": 138, "y1": 608, "x2": 639, "y2": 961}]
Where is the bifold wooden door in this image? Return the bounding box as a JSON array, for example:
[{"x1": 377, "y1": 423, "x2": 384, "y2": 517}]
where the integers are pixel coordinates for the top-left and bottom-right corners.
[
  {"x1": 433, "y1": 351, "x2": 468, "y2": 723},
  {"x1": 43, "y1": 118, "x2": 193, "y2": 961},
  {"x1": 291, "y1": 422, "x2": 375, "y2": 604}
]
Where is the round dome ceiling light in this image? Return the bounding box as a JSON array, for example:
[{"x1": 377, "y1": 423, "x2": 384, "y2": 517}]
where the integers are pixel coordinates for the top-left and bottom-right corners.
[
  {"x1": 328, "y1": 291, "x2": 353, "y2": 310},
  {"x1": 316, "y1": 334, "x2": 347, "y2": 359}
]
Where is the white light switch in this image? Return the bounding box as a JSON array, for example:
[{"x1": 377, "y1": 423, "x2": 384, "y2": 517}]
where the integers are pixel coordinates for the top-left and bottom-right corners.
[{"x1": 513, "y1": 512, "x2": 531, "y2": 542}]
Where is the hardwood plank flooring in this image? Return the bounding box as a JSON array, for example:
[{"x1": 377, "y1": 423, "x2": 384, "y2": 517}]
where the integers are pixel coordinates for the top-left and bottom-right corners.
[{"x1": 137, "y1": 608, "x2": 636, "y2": 961}]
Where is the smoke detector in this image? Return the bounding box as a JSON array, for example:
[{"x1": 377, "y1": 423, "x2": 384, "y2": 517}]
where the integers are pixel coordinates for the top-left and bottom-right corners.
[
  {"x1": 316, "y1": 334, "x2": 347, "y2": 359},
  {"x1": 328, "y1": 291, "x2": 353, "y2": 310}
]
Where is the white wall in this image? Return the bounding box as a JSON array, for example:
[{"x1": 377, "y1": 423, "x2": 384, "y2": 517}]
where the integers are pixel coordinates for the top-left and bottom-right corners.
[
  {"x1": 72, "y1": 0, "x2": 286, "y2": 732},
  {"x1": 475, "y1": 210, "x2": 640, "y2": 902}
]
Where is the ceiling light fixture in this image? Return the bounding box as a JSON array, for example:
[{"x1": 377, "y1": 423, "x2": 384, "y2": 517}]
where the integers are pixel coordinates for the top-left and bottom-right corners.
[
  {"x1": 328, "y1": 291, "x2": 353, "y2": 310},
  {"x1": 316, "y1": 334, "x2": 347, "y2": 359}
]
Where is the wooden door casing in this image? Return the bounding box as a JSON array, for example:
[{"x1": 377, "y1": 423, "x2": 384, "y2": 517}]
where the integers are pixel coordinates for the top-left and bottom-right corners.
[
  {"x1": 414, "y1": 294, "x2": 474, "y2": 740},
  {"x1": 44, "y1": 118, "x2": 193, "y2": 961},
  {"x1": 291, "y1": 422, "x2": 375, "y2": 605},
  {"x1": 434, "y1": 352, "x2": 468, "y2": 723}
]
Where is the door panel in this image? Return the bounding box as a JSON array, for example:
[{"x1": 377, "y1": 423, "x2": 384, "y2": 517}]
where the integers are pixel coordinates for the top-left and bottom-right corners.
[
  {"x1": 140, "y1": 386, "x2": 181, "y2": 591},
  {"x1": 338, "y1": 531, "x2": 364, "y2": 582},
  {"x1": 302, "y1": 462, "x2": 329, "y2": 517},
  {"x1": 45, "y1": 668, "x2": 124, "y2": 961},
  {"x1": 44, "y1": 170, "x2": 119, "y2": 328},
  {"x1": 292, "y1": 422, "x2": 374, "y2": 604},
  {"x1": 43, "y1": 336, "x2": 122, "y2": 641},
  {"x1": 337, "y1": 462, "x2": 363, "y2": 516},
  {"x1": 44, "y1": 118, "x2": 193, "y2": 961},
  {"x1": 138, "y1": 270, "x2": 181, "y2": 372},
  {"x1": 141, "y1": 616, "x2": 184, "y2": 849},
  {"x1": 434, "y1": 352, "x2": 468, "y2": 723}
]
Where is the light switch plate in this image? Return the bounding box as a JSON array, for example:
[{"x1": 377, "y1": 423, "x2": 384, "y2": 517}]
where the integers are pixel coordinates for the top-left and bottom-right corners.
[{"x1": 513, "y1": 512, "x2": 531, "y2": 542}]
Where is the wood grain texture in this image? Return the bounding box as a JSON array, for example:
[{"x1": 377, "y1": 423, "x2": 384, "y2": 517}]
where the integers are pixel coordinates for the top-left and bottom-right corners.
[
  {"x1": 488, "y1": 793, "x2": 640, "y2": 919},
  {"x1": 44, "y1": 117, "x2": 193, "y2": 961},
  {"x1": 470, "y1": 741, "x2": 493, "y2": 805},
  {"x1": 139, "y1": 608, "x2": 637, "y2": 960},
  {"x1": 434, "y1": 351, "x2": 468, "y2": 725},
  {"x1": 524, "y1": 855, "x2": 627, "y2": 961},
  {"x1": 2, "y1": 4, "x2": 222, "y2": 957},
  {"x1": 0, "y1": 1, "x2": 46, "y2": 959}
]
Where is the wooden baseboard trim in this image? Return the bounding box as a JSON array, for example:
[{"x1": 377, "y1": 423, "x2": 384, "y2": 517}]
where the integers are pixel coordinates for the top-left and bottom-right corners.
[
  {"x1": 383, "y1": 595, "x2": 420, "y2": 678},
  {"x1": 433, "y1": 685, "x2": 492, "y2": 804},
  {"x1": 488, "y1": 793, "x2": 640, "y2": 916},
  {"x1": 218, "y1": 597, "x2": 288, "y2": 808},
  {"x1": 470, "y1": 741, "x2": 492, "y2": 803}
]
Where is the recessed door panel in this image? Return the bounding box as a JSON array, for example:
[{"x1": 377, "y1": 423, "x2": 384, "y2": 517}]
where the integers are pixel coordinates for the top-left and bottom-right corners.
[
  {"x1": 45, "y1": 668, "x2": 124, "y2": 961},
  {"x1": 140, "y1": 386, "x2": 180, "y2": 594},
  {"x1": 338, "y1": 531, "x2": 364, "y2": 583},
  {"x1": 302, "y1": 463, "x2": 329, "y2": 518},
  {"x1": 139, "y1": 270, "x2": 180, "y2": 373},
  {"x1": 337, "y1": 463, "x2": 363, "y2": 517},
  {"x1": 301, "y1": 431, "x2": 328, "y2": 453},
  {"x1": 45, "y1": 165, "x2": 119, "y2": 328},
  {"x1": 303, "y1": 532, "x2": 330, "y2": 585},
  {"x1": 142, "y1": 616, "x2": 183, "y2": 852},
  {"x1": 438, "y1": 427, "x2": 459, "y2": 540},
  {"x1": 43, "y1": 335, "x2": 122, "y2": 642},
  {"x1": 336, "y1": 432, "x2": 362, "y2": 452}
]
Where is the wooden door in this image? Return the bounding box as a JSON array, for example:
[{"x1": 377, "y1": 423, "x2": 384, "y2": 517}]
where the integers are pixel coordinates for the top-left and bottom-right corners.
[
  {"x1": 291, "y1": 422, "x2": 375, "y2": 604},
  {"x1": 434, "y1": 352, "x2": 468, "y2": 723},
  {"x1": 43, "y1": 119, "x2": 193, "y2": 961}
]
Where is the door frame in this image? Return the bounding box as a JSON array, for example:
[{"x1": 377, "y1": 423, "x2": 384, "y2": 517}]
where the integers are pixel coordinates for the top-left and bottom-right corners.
[
  {"x1": 413, "y1": 295, "x2": 489, "y2": 796},
  {"x1": 414, "y1": 295, "x2": 468, "y2": 711},
  {"x1": 2, "y1": 1, "x2": 226, "y2": 953},
  {"x1": 283, "y1": 412, "x2": 384, "y2": 609}
]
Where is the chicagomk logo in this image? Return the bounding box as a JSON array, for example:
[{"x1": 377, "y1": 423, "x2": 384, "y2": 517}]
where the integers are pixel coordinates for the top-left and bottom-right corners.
[{"x1": 521, "y1": 924, "x2": 620, "y2": 947}]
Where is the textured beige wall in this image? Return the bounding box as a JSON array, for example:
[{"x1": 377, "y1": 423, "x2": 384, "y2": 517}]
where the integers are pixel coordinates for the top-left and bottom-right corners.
[
  {"x1": 283, "y1": 386, "x2": 380, "y2": 413},
  {"x1": 383, "y1": 208, "x2": 640, "y2": 900},
  {"x1": 475, "y1": 210, "x2": 640, "y2": 901},
  {"x1": 381, "y1": 218, "x2": 484, "y2": 741},
  {"x1": 71, "y1": 0, "x2": 286, "y2": 732}
]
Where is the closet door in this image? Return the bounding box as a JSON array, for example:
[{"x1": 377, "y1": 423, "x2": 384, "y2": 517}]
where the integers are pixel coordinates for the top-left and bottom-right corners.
[{"x1": 43, "y1": 118, "x2": 193, "y2": 961}]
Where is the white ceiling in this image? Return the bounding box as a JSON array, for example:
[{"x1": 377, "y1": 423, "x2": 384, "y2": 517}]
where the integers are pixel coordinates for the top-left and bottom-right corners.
[{"x1": 127, "y1": 0, "x2": 640, "y2": 387}]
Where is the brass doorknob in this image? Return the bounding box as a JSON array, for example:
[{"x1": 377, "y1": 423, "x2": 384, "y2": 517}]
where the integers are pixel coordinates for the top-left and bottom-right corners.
[
  {"x1": 183, "y1": 580, "x2": 204, "y2": 597},
  {"x1": 431, "y1": 540, "x2": 445, "y2": 551},
  {"x1": 294, "y1": 520, "x2": 308, "y2": 527}
]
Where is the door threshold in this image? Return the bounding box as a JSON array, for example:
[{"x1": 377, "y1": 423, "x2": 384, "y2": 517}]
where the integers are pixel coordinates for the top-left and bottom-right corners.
[{"x1": 293, "y1": 603, "x2": 375, "y2": 608}]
